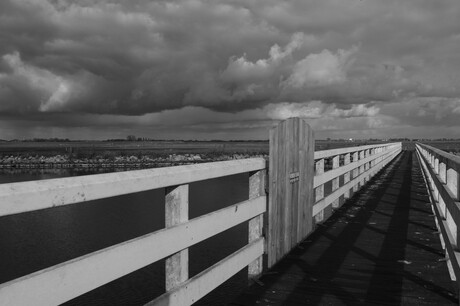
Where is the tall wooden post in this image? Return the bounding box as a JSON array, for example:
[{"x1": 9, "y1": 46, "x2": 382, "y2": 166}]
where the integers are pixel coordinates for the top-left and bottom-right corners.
[{"x1": 267, "y1": 118, "x2": 314, "y2": 268}]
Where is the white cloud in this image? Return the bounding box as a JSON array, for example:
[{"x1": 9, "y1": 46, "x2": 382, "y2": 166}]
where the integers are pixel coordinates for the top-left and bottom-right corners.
[
  {"x1": 283, "y1": 46, "x2": 358, "y2": 88},
  {"x1": 0, "y1": 52, "x2": 73, "y2": 112},
  {"x1": 221, "y1": 32, "x2": 307, "y2": 84},
  {"x1": 264, "y1": 101, "x2": 379, "y2": 120},
  {"x1": 1, "y1": 0, "x2": 460, "y2": 139}
]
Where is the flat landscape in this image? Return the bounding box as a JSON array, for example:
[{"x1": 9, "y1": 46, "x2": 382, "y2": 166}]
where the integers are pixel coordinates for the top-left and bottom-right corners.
[
  {"x1": 0, "y1": 139, "x2": 389, "y2": 155},
  {"x1": 1, "y1": 140, "x2": 459, "y2": 170}
]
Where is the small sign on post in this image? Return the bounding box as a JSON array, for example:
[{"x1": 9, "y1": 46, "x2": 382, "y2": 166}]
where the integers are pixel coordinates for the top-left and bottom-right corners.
[{"x1": 289, "y1": 172, "x2": 300, "y2": 183}]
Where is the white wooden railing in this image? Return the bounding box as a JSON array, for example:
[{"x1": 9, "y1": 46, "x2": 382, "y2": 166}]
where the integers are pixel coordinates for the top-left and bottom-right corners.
[
  {"x1": 312, "y1": 142, "x2": 402, "y2": 222},
  {"x1": 415, "y1": 143, "x2": 460, "y2": 282},
  {"x1": 0, "y1": 118, "x2": 403, "y2": 306},
  {"x1": 0, "y1": 159, "x2": 267, "y2": 306}
]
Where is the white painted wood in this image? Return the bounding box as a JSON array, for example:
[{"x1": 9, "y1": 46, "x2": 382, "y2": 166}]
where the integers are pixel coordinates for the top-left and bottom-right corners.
[
  {"x1": 416, "y1": 144, "x2": 460, "y2": 203},
  {"x1": 313, "y1": 147, "x2": 400, "y2": 188},
  {"x1": 440, "y1": 162, "x2": 447, "y2": 184},
  {"x1": 331, "y1": 155, "x2": 340, "y2": 208},
  {"x1": 146, "y1": 238, "x2": 264, "y2": 306},
  {"x1": 415, "y1": 144, "x2": 460, "y2": 281},
  {"x1": 165, "y1": 185, "x2": 189, "y2": 291},
  {"x1": 248, "y1": 169, "x2": 265, "y2": 279},
  {"x1": 446, "y1": 209, "x2": 457, "y2": 248},
  {"x1": 314, "y1": 143, "x2": 399, "y2": 159},
  {"x1": 352, "y1": 152, "x2": 359, "y2": 192},
  {"x1": 359, "y1": 150, "x2": 365, "y2": 186},
  {"x1": 313, "y1": 148, "x2": 398, "y2": 216},
  {"x1": 315, "y1": 159, "x2": 325, "y2": 203},
  {"x1": 315, "y1": 159, "x2": 325, "y2": 222},
  {"x1": 343, "y1": 153, "x2": 351, "y2": 199},
  {"x1": 0, "y1": 196, "x2": 266, "y2": 306},
  {"x1": 0, "y1": 158, "x2": 266, "y2": 217},
  {"x1": 447, "y1": 168, "x2": 459, "y2": 200}
]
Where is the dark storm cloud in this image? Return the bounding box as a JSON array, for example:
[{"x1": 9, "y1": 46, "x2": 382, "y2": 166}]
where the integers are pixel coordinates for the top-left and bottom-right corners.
[{"x1": 0, "y1": 0, "x2": 460, "y2": 139}]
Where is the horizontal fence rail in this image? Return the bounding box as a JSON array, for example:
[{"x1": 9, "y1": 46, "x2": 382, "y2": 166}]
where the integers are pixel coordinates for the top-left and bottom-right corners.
[
  {"x1": 0, "y1": 118, "x2": 404, "y2": 306},
  {"x1": 312, "y1": 142, "x2": 402, "y2": 222},
  {"x1": 0, "y1": 158, "x2": 267, "y2": 306},
  {"x1": 0, "y1": 158, "x2": 266, "y2": 217},
  {"x1": 415, "y1": 143, "x2": 460, "y2": 283}
]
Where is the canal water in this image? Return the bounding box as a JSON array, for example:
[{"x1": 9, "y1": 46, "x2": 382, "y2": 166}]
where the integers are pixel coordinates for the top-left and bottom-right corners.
[{"x1": 0, "y1": 168, "x2": 249, "y2": 305}]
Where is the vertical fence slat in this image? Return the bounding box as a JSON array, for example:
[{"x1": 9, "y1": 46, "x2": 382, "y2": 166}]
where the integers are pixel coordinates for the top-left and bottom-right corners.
[
  {"x1": 359, "y1": 150, "x2": 365, "y2": 187},
  {"x1": 343, "y1": 153, "x2": 351, "y2": 199},
  {"x1": 248, "y1": 170, "x2": 265, "y2": 279},
  {"x1": 315, "y1": 159, "x2": 325, "y2": 222},
  {"x1": 447, "y1": 166, "x2": 459, "y2": 201},
  {"x1": 331, "y1": 155, "x2": 340, "y2": 208},
  {"x1": 165, "y1": 184, "x2": 189, "y2": 291},
  {"x1": 352, "y1": 152, "x2": 359, "y2": 192}
]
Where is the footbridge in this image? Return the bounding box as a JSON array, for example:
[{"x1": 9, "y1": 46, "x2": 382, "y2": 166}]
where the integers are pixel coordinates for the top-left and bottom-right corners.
[{"x1": 0, "y1": 118, "x2": 458, "y2": 305}]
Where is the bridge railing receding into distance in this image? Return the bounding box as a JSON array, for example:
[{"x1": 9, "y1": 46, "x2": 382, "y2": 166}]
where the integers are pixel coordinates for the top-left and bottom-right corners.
[
  {"x1": 416, "y1": 143, "x2": 460, "y2": 286},
  {"x1": 0, "y1": 118, "x2": 402, "y2": 305}
]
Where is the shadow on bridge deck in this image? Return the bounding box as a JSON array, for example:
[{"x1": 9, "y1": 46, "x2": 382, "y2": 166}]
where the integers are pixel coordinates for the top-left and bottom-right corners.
[{"x1": 230, "y1": 151, "x2": 458, "y2": 306}]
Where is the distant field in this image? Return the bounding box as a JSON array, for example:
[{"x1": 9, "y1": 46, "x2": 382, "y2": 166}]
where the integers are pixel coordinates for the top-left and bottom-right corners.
[
  {"x1": 0, "y1": 141, "x2": 268, "y2": 157},
  {"x1": 0, "y1": 140, "x2": 388, "y2": 157},
  {"x1": 419, "y1": 141, "x2": 460, "y2": 154}
]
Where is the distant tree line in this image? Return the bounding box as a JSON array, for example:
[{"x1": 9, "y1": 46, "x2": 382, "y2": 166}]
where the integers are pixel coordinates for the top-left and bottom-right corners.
[
  {"x1": 22, "y1": 138, "x2": 71, "y2": 142},
  {"x1": 2, "y1": 136, "x2": 459, "y2": 143}
]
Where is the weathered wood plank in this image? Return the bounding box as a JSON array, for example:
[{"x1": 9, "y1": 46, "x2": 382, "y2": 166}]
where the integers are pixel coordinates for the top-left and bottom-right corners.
[
  {"x1": 0, "y1": 158, "x2": 266, "y2": 217},
  {"x1": 314, "y1": 142, "x2": 400, "y2": 159},
  {"x1": 165, "y1": 185, "x2": 189, "y2": 291},
  {"x1": 343, "y1": 153, "x2": 351, "y2": 199},
  {"x1": 284, "y1": 119, "x2": 293, "y2": 253},
  {"x1": 313, "y1": 147, "x2": 399, "y2": 216},
  {"x1": 0, "y1": 196, "x2": 266, "y2": 306},
  {"x1": 315, "y1": 159, "x2": 325, "y2": 222},
  {"x1": 447, "y1": 167, "x2": 459, "y2": 201},
  {"x1": 298, "y1": 122, "x2": 314, "y2": 243},
  {"x1": 352, "y1": 152, "x2": 359, "y2": 192},
  {"x1": 147, "y1": 238, "x2": 264, "y2": 306},
  {"x1": 268, "y1": 126, "x2": 279, "y2": 268},
  {"x1": 313, "y1": 146, "x2": 399, "y2": 188},
  {"x1": 268, "y1": 118, "x2": 314, "y2": 268},
  {"x1": 331, "y1": 155, "x2": 340, "y2": 208},
  {"x1": 416, "y1": 146, "x2": 460, "y2": 282},
  {"x1": 231, "y1": 151, "x2": 456, "y2": 306},
  {"x1": 248, "y1": 170, "x2": 266, "y2": 279}
]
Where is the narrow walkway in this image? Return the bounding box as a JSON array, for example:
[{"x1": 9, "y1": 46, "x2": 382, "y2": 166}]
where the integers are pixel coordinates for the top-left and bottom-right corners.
[{"x1": 231, "y1": 151, "x2": 457, "y2": 305}]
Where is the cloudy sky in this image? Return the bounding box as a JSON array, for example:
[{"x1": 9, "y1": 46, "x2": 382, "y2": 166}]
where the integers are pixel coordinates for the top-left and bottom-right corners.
[{"x1": 1, "y1": 0, "x2": 459, "y2": 140}]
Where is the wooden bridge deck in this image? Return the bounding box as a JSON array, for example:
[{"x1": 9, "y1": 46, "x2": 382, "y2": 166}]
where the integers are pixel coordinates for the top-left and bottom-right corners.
[{"x1": 230, "y1": 151, "x2": 458, "y2": 305}]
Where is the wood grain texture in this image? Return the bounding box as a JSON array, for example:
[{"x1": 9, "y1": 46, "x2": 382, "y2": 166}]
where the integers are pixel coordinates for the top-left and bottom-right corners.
[
  {"x1": 0, "y1": 158, "x2": 266, "y2": 217},
  {"x1": 343, "y1": 153, "x2": 351, "y2": 199},
  {"x1": 0, "y1": 196, "x2": 266, "y2": 306},
  {"x1": 248, "y1": 170, "x2": 266, "y2": 278},
  {"x1": 331, "y1": 155, "x2": 340, "y2": 208},
  {"x1": 148, "y1": 238, "x2": 264, "y2": 306},
  {"x1": 268, "y1": 118, "x2": 314, "y2": 268},
  {"x1": 231, "y1": 151, "x2": 457, "y2": 306},
  {"x1": 313, "y1": 145, "x2": 400, "y2": 188},
  {"x1": 416, "y1": 144, "x2": 460, "y2": 282},
  {"x1": 312, "y1": 147, "x2": 400, "y2": 216},
  {"x1": 165, "y1": 185, "x2": 189, "y2": 291},
  {"x1": 313, "y1": 142, "x2": 400, "y2": 159}
]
